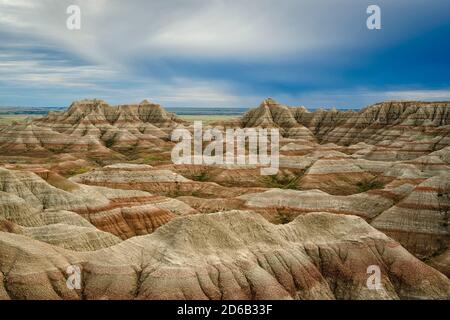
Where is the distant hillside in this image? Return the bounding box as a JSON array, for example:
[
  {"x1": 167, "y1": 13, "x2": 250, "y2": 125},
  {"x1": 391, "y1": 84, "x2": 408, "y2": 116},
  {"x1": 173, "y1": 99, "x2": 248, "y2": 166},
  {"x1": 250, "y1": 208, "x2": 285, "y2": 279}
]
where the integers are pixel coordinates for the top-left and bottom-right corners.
[{"x1": 0, "y1": 106, "x2": 65, "y2": 115}]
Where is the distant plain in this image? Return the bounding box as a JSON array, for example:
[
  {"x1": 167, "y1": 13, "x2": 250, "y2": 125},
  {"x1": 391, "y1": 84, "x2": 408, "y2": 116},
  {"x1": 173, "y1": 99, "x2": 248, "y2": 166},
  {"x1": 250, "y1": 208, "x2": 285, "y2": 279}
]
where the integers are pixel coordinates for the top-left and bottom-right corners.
[{"x1": 0, "y1": 107, "x2": 243, "y2": 125}]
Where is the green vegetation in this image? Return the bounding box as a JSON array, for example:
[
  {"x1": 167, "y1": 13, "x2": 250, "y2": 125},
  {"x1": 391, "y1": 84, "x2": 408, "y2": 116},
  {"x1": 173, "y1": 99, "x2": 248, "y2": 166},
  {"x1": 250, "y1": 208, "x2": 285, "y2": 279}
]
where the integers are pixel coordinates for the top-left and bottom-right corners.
[
  {"x1": 143, "y1": 154, "x2": 169, "y2": 163},
  {"x1": 167, "y1": 182, "x2": 183, "y2": 198},
  {"x1": 0, "y1": 115, "x2": 38, "y2": 125},
  {"x1": 178, "y1": 115, "x2": 238, "y2": 124},
  {"x1": 276, "y1": 211, "x2": 292, "y2": 224},
  {"x1": 262, "y1": 174, "x2": 300, "y2": 190},
  {"x1": 66, "y1": 167, "x2": 90, "y2": 177},
  {"x1": 437, "y1": 186, "x2": 449, "y2": 228},
  {"x1": 191, "y1": 170, "x2": 210, "y2": 182},
  {"x1": 104, "y1": 138, "x2": 115, "y2": 148},
  {"x1": 356, "y1": 178, "x2": 384, "y2": 193},
  {"x1": 190, "y1": 189, "x2": 203, "y2": 197}
]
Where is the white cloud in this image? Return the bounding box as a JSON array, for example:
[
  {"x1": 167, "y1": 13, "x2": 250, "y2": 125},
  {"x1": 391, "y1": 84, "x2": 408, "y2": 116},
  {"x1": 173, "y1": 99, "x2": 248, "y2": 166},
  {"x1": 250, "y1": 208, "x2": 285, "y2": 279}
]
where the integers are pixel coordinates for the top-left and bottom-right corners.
[
  {"x1": 0, "y1": 0, "x2": 449, "y2": 107},
  {"x1": 0, "y1": 0, "x2": 392, "y2": 64},
  {"x1": 264, "y1": 88, "x2": 450, "y2": 109},
  {"x1": 0, "y1": 54, "x2": 116, "y2": 88},
  {"x1": 1, "y1": 0, "x2": 448, "y2": 63},
  {"x1": 383, "y1": 89, "x2": 450, "y2": 101}
]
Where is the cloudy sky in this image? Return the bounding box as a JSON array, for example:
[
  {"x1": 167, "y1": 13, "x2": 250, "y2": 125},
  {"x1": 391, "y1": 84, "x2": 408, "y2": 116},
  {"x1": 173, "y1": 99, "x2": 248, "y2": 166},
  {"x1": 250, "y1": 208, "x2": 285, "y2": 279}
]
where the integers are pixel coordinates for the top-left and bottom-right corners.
[{"x1": 0, "y1": 0, "x2": 449, "y2": 108}]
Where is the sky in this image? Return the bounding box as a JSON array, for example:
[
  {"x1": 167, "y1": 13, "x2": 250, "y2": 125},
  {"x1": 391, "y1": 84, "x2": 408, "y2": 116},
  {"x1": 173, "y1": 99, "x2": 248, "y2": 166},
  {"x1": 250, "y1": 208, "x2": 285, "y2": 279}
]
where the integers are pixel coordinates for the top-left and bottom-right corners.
[{"x1": 0, "y1": 0, "x2": 449, "y2": 109}]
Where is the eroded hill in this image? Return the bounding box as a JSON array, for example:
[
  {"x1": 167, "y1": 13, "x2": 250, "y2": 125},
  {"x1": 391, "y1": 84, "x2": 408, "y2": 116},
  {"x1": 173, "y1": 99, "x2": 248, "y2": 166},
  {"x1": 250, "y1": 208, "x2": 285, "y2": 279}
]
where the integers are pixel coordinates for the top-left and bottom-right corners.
[{"x1": 0, "y1": 98, "x2": 449, "y2": 299}]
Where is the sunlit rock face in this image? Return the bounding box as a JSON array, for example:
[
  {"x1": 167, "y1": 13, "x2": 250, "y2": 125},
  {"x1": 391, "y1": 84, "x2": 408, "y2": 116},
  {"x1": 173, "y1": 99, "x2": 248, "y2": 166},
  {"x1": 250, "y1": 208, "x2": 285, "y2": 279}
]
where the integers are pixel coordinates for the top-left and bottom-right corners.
[
  {"x1": 0, "y1": 167, "x2": 195, "y2": 241},
  {"x1": 0, "y1": 99, "x2": 183, "y2": 157},
  {"x1": 242, "y1": 99, "x2": 450, "y2": 160},
  {"x1": 241, "y1": 98, "x2": 317, "y2": 141}
]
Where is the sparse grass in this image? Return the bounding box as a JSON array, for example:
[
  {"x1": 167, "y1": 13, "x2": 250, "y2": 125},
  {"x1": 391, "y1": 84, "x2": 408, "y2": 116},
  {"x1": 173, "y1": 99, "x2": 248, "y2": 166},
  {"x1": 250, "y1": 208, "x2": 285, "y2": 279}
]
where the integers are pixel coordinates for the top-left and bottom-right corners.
[
  {"x1": 104, "y1": 138, "x2": 115, "y2": 148},
  {"x1": 356, "y1": 178, "x2": 384, "y2": 193},
  {"x1": 437, "y1": 186, "x2": 449, "y2": 228},
  {"x1": 277, "y1": 212, "x2": 292, "y2": 224},
  {"x1": 143, "y1": 154, "x2": 169, "y2": 163},
  {"x1": 190, "y1": 189, "x2": 203, "y2": 197},
  {"x1": 66, "y1": 167, "x2": 90, "y2": 177},
  {"x1": 178, "y1": 115, "x2": 238, "y2": 124},
  {"x1": 191, "y1": 170, "x2": 210, "y2": 182},
  {"x1": 422, "y1": 238, "x2": 448, "y2": 263},
  {"x1": 0, "y1": 115, "x2": 39, "y2": 125},
  {"x1": 167, "y1": 182, "x2": 183, "y2": 197},
  {"x1": 262, "y1": 174, "x2": 300, "y2": 190}
]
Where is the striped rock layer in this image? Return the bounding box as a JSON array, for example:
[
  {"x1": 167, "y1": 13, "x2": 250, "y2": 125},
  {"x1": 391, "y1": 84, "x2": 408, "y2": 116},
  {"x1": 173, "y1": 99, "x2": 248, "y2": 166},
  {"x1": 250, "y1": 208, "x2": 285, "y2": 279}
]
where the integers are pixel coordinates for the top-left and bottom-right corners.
[
  {"x1": 0, "y1": 98, "x2": 449, "y2": 299},
  {"x1": 242, "y1": 99, "x2": 450, "y2": 160},
  {"x1": 0, "y1": 99, "x2": 183, "y2": 156},
  {"x1": 0, "y1": 211, "x2": 448, "y2": 300}
]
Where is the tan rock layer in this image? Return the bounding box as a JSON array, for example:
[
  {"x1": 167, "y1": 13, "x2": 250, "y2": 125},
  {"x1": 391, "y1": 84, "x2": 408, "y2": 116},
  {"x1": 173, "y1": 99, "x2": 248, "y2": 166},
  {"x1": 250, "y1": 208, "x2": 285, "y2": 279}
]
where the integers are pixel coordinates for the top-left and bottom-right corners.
[{"x1": 0, "y1": 211, "x2": 448, "y2": 300}]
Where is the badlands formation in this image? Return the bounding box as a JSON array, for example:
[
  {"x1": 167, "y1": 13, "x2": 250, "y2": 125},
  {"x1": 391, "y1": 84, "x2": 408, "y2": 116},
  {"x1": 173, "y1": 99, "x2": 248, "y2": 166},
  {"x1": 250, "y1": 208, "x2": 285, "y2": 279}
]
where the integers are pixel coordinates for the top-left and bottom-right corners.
[{"x1": 0, "y1": 98, "x2": 449, "y2": 299}]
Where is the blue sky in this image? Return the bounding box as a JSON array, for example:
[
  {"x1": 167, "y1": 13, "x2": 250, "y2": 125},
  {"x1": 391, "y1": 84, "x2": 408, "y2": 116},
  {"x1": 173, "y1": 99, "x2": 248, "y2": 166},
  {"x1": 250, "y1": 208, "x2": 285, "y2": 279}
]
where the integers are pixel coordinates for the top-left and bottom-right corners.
[{"x1": 0, "y1": 0, "x2": 449, "y2": 109}]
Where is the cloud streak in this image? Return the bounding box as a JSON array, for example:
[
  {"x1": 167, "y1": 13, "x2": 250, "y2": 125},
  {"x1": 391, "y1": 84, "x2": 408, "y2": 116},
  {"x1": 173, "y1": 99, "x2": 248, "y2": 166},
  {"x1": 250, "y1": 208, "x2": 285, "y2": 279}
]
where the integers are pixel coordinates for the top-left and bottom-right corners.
[{"x1": 0, "y1": 0, "x2": 449, "y2": 108}]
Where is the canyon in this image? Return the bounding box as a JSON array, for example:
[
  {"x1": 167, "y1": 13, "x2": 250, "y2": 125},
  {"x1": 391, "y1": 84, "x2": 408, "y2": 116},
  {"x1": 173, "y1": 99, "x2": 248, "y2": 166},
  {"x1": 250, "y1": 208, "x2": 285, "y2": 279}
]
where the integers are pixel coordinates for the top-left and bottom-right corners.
[{"x1": 0, "y1": 98, "x2": 449, "y2": 299}]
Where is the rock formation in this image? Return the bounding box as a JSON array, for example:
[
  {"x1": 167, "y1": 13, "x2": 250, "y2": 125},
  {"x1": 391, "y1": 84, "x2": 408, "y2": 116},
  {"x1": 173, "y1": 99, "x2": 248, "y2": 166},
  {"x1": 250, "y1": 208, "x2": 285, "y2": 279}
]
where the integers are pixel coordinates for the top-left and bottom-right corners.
[
  {"x1": 0, "y1": 211, "x2": 448, "y2": 300},
  {"x1": 0, "y1": 99, "x2": 183, "y2": 158},
  {"x1": 242, "y1": 99, "x2": 450, "y2": 160},
  {"x1": 0, "y1": 167, "x2": 195, "y2": 240},
  {"x1": 0, "y1": 98, "x2": 449, "y2": 300}
]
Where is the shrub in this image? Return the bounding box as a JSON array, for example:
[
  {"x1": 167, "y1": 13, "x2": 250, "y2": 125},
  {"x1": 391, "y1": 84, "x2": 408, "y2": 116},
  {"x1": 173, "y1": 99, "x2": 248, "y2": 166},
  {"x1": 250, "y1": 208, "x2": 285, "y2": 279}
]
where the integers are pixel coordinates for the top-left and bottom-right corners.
[
  {"x1": 356, "y1": 178, "x2": 384, "y2": 193},
  {"x1": 262, "y1": 174, "x2": 300, "y2": 190},
  {"x1": 277, "y1": 212, "x2": 292, "y2": 224},
  {"x1": 143, "y1": 154, "x2": 167, "y2": 163},
  {"x1": 192, "y1": 170, "x2": 209, "y2": 182},
  {"x1": 66, "y1": 167, "x2": 90, "y2": 177}
]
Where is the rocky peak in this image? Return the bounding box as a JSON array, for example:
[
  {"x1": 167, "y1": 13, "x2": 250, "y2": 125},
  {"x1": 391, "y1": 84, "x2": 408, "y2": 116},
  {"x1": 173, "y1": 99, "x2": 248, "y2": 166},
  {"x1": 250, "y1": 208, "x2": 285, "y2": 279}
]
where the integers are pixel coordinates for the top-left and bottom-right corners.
[
  {"x1": 241, "y1": 99, "x2": 450, "y2": 142},
  {"x1": 262, "y1": 97, "x2": 279, "y2": 106},
  {"x1": 45, "y1": 99, "x2": 181, "y2": 125},
  {"x1": 240, "y1": 99, "x2": 316, "y2": 140},
  {"x1": 242, "y1": 98, "x2": 296, "y2": 128},
  {"x1": 139, "y1": 99, "x2": 152, "y2": 105},
  {"x1": 67, "y1": 99, "x2": 108, "y2": 113}
]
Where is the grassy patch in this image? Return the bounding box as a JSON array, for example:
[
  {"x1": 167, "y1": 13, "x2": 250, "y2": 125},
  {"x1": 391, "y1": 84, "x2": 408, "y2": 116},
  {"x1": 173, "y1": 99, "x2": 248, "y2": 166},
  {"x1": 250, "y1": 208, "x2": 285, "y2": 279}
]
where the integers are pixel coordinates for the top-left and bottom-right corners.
[
  {"x1": 277, "y1": 212, "x2": 292, "y2": 224},
  {"x1": 103, "y1": 138, "x2": 115, "y2": 148},
  {"x1": 178, "y1": 115, "x2": 238, "y2": 124},
  {"x1": 142, "y1": 154, "x2": 169, "y2": 163},
  {"x1": 262, "y1": 174, "x2": 300, "y2": 190},
  {"x1": 191, "y1": 170, "x2": 210, "y2": 182},
  {"x1": 0, "y1": 115, "x2": 38, "y2": 125},
  {"x1": 66, "y1": 167, "x2": 90, "y2": 177},
  {"x1": 356, "y1": 178, "x2": 384, "y2": 193}
]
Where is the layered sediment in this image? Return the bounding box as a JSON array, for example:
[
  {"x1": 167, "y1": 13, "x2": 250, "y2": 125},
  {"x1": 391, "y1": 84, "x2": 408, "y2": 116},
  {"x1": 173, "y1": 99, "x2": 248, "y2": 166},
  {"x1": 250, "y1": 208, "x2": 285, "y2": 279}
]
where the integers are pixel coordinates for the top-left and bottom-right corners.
[{"x1": 0, "y1": 98, "x2": 449, "y2": 300}]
